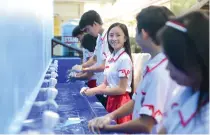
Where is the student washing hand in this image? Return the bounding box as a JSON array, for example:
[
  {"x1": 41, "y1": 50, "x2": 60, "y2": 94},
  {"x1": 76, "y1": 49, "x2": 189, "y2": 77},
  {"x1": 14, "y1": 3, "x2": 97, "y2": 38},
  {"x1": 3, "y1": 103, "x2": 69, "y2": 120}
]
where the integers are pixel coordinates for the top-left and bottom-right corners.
[
  {"x1": 79, "y1": 87, "x2": 96, "y2": 96},
  {"x1": 88, "y1": 115, "x2": 113, "y2": 133},
  {"x1": 66, "y1": 70, "x2": 77, "y2": 82},
  {"x1": 84, "y1": 22, "x2": 133, "y2": 124},
  {"x1": 80, "y1": 87, "x2": 89, "y2": 95},
  {"x1": 71, "y1": 64, "x2": 83, "y2": 72}
]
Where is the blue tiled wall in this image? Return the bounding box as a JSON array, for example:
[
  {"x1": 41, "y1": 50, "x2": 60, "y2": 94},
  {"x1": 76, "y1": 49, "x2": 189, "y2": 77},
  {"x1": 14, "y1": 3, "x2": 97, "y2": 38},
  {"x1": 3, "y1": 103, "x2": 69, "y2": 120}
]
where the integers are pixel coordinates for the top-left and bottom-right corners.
[{"x1": 0, "y1": 0, "x2": 53, "y2": 133}]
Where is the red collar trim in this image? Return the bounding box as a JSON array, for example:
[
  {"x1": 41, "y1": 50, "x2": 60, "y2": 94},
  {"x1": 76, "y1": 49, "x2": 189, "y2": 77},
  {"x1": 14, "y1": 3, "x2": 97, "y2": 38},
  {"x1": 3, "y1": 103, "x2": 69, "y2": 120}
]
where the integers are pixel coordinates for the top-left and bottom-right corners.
[
  {"x1": 143, "y1": 58, "x2": 167, "y2": 78},
  {"x1": 108, "y1": 51, "x2": 126, "y2": 63},
  {"x1": 178, "y1": 99, "x2": 209, "y2": 127}
]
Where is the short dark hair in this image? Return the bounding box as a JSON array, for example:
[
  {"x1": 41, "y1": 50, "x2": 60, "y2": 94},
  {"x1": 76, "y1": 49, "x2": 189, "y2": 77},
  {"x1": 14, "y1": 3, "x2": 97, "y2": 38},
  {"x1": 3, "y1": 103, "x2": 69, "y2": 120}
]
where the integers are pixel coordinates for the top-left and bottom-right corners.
[
  {"x1": 79, "y1": 10, "x2": 103, "y2": 29},
  {"x1": 72, "y1": 25, "x2": 84, "y2": 37},
  {"x1": 81, "y1": 34, "x2": 97, "y2": 52},
  {"x1": 136, "y1": 6, "x2": 174, "y2": 45},
  {"x1": 157, "y1": 11, "x2": 209, "y2": 113}
]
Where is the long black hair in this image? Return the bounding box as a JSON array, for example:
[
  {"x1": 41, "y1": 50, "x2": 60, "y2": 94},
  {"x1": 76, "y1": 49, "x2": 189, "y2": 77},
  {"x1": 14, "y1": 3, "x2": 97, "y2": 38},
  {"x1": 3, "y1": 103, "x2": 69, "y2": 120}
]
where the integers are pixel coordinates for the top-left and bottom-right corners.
[
  {"x1": 157, "y1": 11, "x2": 209, "y2": 113},
  {"x1": 107, "y1": 22, "x2": 134, "y2": 96}
]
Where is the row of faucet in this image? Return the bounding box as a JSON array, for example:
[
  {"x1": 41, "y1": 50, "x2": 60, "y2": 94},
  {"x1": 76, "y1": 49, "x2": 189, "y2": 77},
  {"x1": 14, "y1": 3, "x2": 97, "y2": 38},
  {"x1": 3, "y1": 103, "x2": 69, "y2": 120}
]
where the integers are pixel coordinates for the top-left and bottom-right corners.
[{"x1": 21, "y1": 60, "x2": 60, "y2": 134}]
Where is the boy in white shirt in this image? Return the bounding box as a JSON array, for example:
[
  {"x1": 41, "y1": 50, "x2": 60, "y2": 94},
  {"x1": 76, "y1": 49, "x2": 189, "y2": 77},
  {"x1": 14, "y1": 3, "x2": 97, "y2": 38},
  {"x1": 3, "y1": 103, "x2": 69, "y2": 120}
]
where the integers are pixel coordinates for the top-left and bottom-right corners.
[{"x1": 74, "y1": 10, "x2": 110, "y2": 107}]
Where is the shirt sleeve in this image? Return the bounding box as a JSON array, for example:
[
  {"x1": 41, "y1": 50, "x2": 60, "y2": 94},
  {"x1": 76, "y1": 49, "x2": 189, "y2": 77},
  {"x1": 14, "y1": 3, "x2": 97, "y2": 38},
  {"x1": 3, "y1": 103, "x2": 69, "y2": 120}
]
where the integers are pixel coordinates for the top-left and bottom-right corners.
[
  {"x1": 156, "y1": 95, "x2": 180, "y2": 133},
  {"x1": 117, "y1": 57, "x2": 132, "y2": 78},
  {"x1": 137, "y1": 72, "x2": 171, "y2": 123},
  {"x1": 88, "y1": 51, "x2": 93, "y2": 58}
]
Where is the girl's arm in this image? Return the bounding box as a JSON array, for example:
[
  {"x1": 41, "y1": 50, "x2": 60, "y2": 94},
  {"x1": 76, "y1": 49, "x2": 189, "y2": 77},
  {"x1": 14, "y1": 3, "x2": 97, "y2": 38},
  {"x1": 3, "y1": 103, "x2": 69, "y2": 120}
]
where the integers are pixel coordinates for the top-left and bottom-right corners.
[
  {"x1": 84, "y1": 77, "x2": 128, "y2": 96},
  {"x1": 103, "y1": 114, "x2": 156, "y2": 134}
]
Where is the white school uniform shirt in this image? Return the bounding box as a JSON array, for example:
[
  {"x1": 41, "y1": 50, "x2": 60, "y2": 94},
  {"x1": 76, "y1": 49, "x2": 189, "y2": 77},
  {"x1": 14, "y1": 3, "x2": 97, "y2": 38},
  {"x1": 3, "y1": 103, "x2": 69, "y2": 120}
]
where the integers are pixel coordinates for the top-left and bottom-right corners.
[
  {"x1": 132, "y1": 53, "x2": 181, "y2": 130},
  {"x1": 82, "y1": 48, "x2": 93, "y2": 63},
  {"x1": 104, "y1": 48, "x2": 132, "y2": 92},
  {"x1": 160, "y1": 87, "x2": 209, "y2": 134},
  {"x1": 82, "y1": 48, "x2": 96, "y2": 80},
  {"x1": 93, "y1": 30, "x2": 110, "y2": 86}
]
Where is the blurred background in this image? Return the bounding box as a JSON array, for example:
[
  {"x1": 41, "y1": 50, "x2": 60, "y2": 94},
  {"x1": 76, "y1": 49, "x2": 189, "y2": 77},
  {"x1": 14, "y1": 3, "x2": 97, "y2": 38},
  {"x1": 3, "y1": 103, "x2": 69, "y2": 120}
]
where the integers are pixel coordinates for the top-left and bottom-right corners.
[{"x1": 53, "y1": 0, "x2": 209, "y2": 55}]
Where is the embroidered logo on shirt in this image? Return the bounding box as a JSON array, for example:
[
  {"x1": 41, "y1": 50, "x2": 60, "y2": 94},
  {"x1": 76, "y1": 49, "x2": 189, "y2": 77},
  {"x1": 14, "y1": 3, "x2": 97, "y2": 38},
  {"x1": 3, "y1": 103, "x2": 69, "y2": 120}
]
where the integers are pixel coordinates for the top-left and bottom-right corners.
[
  {"x1": 118, "y1": 69, "x2": 130, "y2": 77},
  {"x1": 105, "y1": 66, "x2": 109, "y2": 69},
  {"x1": 142, "y1": 104, "x2": 163, "y2": 120}
]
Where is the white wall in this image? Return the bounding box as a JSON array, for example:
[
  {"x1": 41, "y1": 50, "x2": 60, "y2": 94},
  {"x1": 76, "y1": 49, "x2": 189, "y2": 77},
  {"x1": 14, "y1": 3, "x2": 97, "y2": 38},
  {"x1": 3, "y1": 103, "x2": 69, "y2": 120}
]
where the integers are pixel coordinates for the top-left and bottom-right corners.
[
  {"x1": 54, "y1": 1, "x2": 84, "y2": 23},
  {"x1": 0, "y1": 0, "x2": 53, "y2": 133}
]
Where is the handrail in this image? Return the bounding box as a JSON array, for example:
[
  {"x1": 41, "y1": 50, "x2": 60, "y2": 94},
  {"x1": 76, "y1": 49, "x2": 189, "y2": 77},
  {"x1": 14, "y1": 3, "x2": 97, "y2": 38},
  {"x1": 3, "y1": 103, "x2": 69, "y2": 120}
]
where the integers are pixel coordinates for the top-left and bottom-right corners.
[{"x1": 51, "y1": 38, "x2": 83, "y2": 56}]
